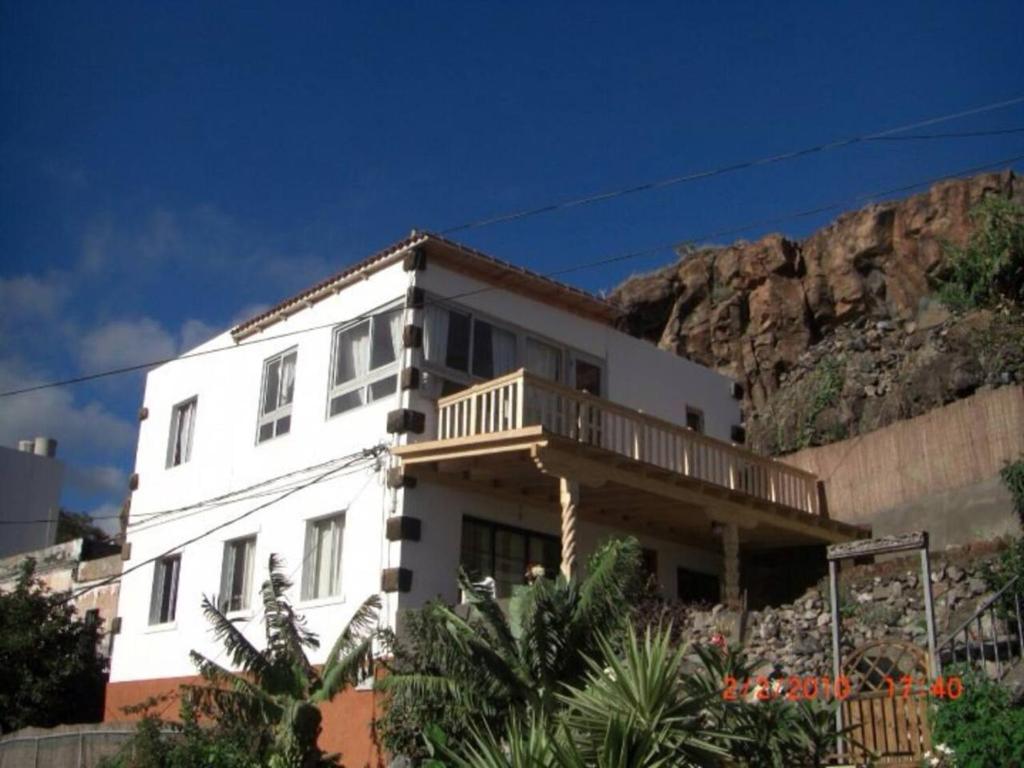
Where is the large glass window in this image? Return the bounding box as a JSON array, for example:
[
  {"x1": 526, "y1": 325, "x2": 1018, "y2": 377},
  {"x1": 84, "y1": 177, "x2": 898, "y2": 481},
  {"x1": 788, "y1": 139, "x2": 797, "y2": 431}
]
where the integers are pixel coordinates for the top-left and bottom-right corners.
[
  {"x1": 471, "y1": 321, "x2": 518, "y2": 379},
  {"x1": 219, "y1": 536, "x2": 256, "y2": 613},
  {"x1": 460, "y1": 517, "x2": 560, "y2": 598},
  {"x1": 302, "y1": 514, "x2": 344, "y2": 600},
  {"x1": 329, "y1": 309, "x2": 401, "y2": 416},
  {"x1": 149, "y1": 555, "x2": 181, "y2": 625},
  {"x1": 258, "y1": 349, "x2": 297, "y2": 443},
  {"x1": 167, "y1": 397, "x2": 197, "y2": 467}
]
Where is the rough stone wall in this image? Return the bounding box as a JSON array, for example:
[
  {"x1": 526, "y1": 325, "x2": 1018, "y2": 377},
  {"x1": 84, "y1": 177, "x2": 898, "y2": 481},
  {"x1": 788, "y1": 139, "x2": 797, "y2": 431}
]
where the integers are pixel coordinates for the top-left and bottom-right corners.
[
  {"x1": 609, "y1": 171, "x2": 1023, "y2": 454},
  {"x1": 671, "y1": 542, "x2": 1006, "y2": 679}
]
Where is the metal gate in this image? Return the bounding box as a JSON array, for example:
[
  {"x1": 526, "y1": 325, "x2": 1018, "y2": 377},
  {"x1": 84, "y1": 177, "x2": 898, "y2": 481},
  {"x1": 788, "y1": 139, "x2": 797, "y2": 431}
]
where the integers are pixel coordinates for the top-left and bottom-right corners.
[{"x1": 841, "y1": 639, "x2": 932, "y2": 766}]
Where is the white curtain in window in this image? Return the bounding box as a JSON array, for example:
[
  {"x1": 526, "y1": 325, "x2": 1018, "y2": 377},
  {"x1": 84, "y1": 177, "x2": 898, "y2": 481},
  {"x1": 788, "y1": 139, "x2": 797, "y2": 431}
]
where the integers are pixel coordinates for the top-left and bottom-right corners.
[
  {"x1": 219, "y1": 543, "x2": 237, "y2": 611},
  {"x1": 492, "y1": 326, "x2": 517, "y2": 376},
  {"x1": 388, "y1": 309, "x2": 403, "y2": 362},
  {"x1": 335, "y1": 323, "x2": 370, "y2": 386},
  {"x1": 176, "y1": 400, "x2": 195, "y2": 463},
  {"x1": 526, "y1": 339, "x2": 560, "y2": 381},
  {"x1": 423, "y1": 305, "x2": 449, "y2": 365},
  {"x1": 280, "y1": 353, "x2": 297, "y2": 405},
  {"x1": 315, "y1": 522, "x2": 333, "y2": 597}
]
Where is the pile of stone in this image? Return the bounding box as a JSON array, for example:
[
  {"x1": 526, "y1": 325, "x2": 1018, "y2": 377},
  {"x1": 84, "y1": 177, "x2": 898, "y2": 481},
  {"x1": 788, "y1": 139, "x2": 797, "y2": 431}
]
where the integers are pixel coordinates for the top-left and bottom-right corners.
[{"x1": 672, "y1": 548, "x2": 1003, "y2": 679}]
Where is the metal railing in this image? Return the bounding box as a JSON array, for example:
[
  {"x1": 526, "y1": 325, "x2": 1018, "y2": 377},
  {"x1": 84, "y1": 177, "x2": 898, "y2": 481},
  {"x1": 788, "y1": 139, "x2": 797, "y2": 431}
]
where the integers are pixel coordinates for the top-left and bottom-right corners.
[
  {"x1": 937, "y1": 575, "x2": 1023, "y2": 679},
  {"x1": 436, "y1": 368, "x2": 821, "y2": 515}
]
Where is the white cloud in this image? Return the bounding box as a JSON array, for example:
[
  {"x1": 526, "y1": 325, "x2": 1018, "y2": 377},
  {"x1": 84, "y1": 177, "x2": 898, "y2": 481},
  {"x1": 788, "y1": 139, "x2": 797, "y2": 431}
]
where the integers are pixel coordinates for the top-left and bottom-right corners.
[
  {"x1": 0, "y1": 272, "x2": 71, "y2": 320},
  {"x1": 180, "y1": 318, "x2": 220, "y2": 353},
  {"x1": 79, "y1": 318, "x2": 178, "y2": 372},
  {"x1": 0, "y1": 358, "x2": 136, "y2": 458},
  {"x1": 66, "y1": 464, "x2": 128, "y2": 497},
  {"x1": 87, "y1": 503, "x2": 124, "y2": 537}
]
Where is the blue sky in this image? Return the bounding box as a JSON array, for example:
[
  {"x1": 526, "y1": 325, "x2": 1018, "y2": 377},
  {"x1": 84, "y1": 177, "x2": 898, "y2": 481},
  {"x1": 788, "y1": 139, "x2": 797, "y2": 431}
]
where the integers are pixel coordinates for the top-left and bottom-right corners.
[{"x1": 1, "y1": 1, "x2": 1022, "y2": 525}]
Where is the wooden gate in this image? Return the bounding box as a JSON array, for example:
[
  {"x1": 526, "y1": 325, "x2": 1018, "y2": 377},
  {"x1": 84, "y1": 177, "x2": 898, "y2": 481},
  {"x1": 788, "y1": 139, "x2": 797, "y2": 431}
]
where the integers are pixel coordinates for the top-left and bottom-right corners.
[{"x1": 841, "y1": 639, "x2": 932, "y2": 766}]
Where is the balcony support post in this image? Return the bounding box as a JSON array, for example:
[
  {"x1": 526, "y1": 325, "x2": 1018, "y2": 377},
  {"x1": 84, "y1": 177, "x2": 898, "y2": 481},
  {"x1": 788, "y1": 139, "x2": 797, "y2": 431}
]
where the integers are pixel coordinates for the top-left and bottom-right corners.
[
  {"x1": 559, "y1": 477, "x2": 579, "y2": 580},
  {"x1": 721, "y1": 521, "x2": 741, "y2": 608}
]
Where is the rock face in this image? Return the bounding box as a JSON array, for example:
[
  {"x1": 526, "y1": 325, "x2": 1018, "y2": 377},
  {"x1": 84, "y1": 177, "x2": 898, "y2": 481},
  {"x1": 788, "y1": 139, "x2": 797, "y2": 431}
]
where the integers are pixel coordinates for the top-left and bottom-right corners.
[{"x1": 610, "y1": 171, "x2": 1023, "y2": 453}]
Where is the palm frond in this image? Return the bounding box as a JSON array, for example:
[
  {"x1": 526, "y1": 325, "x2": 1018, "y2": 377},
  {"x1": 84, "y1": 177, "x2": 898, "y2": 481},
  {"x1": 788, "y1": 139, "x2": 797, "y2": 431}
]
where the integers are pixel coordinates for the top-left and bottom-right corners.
[
  {"x1": 197, "y1": 595, "x2": 271, "y2": 682},
  {"x1": 321, "y1": 593, "x2": 381, "y2": 676},
  {"x1": 457, "y1": 568, "x2": 518, "y2": 659},
  {"x1": 314, "y1": 635, "x2": 373, "y2": 704},
  {"x1": 574, "y1": 538, "x2": 644, "y2": 639}
]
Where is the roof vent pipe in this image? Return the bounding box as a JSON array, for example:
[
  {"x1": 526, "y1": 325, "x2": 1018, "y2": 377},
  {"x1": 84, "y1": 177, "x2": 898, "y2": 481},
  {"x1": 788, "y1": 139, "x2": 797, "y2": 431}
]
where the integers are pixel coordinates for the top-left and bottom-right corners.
[
  {"x1": 18, "y1": 439, "x2": 34, "y2": 453},
  {"x1": 33, "y1": 437, "x2": 58, "y2": 458}
]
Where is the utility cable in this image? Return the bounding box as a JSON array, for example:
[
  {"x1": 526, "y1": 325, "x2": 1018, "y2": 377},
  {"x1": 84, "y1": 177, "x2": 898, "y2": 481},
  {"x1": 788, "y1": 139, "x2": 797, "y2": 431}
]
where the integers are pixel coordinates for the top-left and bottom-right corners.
[{"x1": 2, "y1": 151, "x2": 1022, "y2": 400}]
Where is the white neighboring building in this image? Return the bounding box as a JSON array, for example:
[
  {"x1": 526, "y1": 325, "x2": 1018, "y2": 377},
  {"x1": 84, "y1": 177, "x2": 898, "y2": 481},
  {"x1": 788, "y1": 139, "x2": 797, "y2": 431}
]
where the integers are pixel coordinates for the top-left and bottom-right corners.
[
  {"x1": 0, "y1": 439, "x2": 64, "y2": 559},
  {"x1": 106, "y1": 233, "x2": 861, "y2": 759}
]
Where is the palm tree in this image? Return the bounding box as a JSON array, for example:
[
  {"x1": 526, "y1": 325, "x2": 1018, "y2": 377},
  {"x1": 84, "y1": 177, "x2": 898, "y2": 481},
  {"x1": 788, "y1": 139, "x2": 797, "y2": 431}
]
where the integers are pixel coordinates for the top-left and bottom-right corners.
[
  {"x1": 185, "y1": 554, "x2": 381, "y2": 768},
  {"x1": 378, "y1": 538, "x2": 646, "y2": 756},
  {"x1": 429, "y1": 626, "x2": 733, "y2": 768}
]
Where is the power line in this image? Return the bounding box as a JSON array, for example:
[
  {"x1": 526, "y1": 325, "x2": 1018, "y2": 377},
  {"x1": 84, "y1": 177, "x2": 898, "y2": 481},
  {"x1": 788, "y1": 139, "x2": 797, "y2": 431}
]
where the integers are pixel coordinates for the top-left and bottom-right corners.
[
  {"x1": 438, "y1": 95, "x2": 1024, "y2": 234},
  {"x1": 63, "y1": 446, "x2": 385, "y2": 605},
  {"x1": 2, "y1": 151, "x2": 1023, "y2": 401},
  {"x1": 0, "y1": 451, "x2": 378, "y2": 527}
]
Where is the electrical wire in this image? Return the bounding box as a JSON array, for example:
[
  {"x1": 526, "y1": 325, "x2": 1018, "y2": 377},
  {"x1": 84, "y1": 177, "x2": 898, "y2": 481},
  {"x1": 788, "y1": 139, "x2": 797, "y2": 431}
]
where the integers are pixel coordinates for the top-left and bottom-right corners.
[
  {"x1": 437, "y1": 96, "x2": 1024, "y2": 234},
  {"x1": 2, "y1": 150, "x2": 1022, "y2": 401},
  {"x1": 62, "y1": 446, "x2": 385, "y2": 605},
  {"x1": 0, "y1": 450, "x2": 378, "y2": 527}
]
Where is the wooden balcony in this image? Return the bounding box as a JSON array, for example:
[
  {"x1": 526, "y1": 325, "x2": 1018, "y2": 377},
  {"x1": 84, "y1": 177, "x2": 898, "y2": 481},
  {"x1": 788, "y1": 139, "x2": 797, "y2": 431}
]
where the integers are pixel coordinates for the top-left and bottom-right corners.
[{"x1": 395, "y1": 369, "x2": 865, "y2": 594}]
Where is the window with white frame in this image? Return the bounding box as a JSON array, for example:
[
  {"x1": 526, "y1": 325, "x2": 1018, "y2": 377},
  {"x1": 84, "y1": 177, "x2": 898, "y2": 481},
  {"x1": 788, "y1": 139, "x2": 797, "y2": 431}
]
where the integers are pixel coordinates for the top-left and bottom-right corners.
[
  {"x1": 424, "y1": 305, "x2": 519, "y2": 381},
  {"x1": 257, "y1": 349, "x2": 297, "y2": 443},
  {"x1": 166, "y1": 396, "x2": 197, "y2": 467},
  {"x1": 219, "y1": 536, "x2": 256, "y2": 613},
  {"x1": 328, "y1": 308, "x2": 402, "y2": 417},
  {"x1": 149, "y1": 555, "x2": 181, "y2": 625},
  {"x1": 302, "y1": 514, "x2": 344, "y2": 600}
]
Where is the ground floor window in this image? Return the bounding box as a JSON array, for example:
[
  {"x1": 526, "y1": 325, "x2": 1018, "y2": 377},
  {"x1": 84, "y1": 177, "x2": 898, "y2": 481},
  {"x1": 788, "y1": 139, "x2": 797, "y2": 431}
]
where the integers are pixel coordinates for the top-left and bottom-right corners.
[
  {"x1": 302, "y1": 513, "x2": 344, "y2": 600},
  {"x1": 460, "y1": 516, "x2": 560, "y2": 598},
  {"x1": 219, "y1": 536, "x2": 256, "y2": 613},
  {"x1": 676, "y1": 566, "x2": 719, "y2": 604}
]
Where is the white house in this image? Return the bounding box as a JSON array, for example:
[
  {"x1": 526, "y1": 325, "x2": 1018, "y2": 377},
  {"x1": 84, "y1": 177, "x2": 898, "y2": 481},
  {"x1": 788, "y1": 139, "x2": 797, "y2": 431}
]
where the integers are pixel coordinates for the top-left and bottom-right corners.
[{"x1": 105, "y1": 232, "x2": 862, "y2": 761}]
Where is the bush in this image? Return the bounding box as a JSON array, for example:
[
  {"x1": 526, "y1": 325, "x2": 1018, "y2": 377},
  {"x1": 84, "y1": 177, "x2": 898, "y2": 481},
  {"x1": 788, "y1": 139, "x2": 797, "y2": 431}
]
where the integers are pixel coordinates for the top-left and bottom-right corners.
[
  {"x1": 930, "y1": 668, "x2": 1024, "y2": 768},
  {"x1": 936, "y1": 196, "x2": 1024, "y2": 312},
  {"x1": 1002, "y1": 456, "x2": 1024, "y2": 524}
]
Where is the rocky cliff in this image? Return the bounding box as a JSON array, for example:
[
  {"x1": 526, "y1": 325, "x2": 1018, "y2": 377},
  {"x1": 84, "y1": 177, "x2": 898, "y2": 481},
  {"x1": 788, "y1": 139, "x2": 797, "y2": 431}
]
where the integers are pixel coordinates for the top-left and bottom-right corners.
[{"x1": 610, "y1": 171, "x2": 1024, "y2": 454}]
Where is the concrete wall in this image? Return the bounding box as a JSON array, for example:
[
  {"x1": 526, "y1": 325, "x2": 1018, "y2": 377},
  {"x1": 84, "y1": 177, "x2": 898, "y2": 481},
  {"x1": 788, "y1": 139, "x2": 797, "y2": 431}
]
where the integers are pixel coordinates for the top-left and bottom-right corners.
[
  {"x1": 782, "y1": 386, "x2": 1023, "y2": 548},
  {"x1": 0, "y1": 538, "x2": 122, "y2": 656},
  {"x1": 0, "y1": 444, "x2": 64, "y2": 558}
]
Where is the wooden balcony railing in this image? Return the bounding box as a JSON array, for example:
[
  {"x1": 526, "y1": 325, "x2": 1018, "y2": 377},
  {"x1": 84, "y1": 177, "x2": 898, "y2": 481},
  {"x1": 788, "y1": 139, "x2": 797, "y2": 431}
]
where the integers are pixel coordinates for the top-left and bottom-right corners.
[{"x1": 436, "y1": 368, "x2": 821, "y2": 516}]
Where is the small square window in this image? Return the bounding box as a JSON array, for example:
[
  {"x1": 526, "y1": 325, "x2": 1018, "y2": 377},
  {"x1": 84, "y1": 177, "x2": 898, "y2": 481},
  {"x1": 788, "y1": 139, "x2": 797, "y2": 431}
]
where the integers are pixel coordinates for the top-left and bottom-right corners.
[
  {"x1": 167, "y1": 397, "x2": 197, "y2": 467},
  {"x1": 302, "y1": 514, "x2": 344, "y2": 600},
  {"x1": 149, "y1": 555, "x2": 181, "y2": 625},
  {"x1": 219, "y1": 537, "x2": 256, "y2": 613}
]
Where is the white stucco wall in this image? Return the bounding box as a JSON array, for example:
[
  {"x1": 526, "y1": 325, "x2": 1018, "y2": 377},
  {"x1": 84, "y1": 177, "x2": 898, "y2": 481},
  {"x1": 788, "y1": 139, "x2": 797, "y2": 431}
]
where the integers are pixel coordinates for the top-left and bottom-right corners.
[
  {"x1": 111, "y1": 262, "x2": 410, "y2": 683},
  {"x1": 111, "y1": 250, "x2": 741, "y2": 684},
  {"x1": 412, "y1": 265, "x2": 740, "y2": 441},
  {"x1": 0, "y1": 445, "x2": 63, "y2": 558}
]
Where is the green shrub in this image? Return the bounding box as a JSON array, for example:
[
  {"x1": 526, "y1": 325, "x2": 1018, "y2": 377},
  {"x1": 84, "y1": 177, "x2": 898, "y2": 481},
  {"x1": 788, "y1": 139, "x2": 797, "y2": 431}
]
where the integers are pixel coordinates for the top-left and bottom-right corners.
[
  {"x1": 1002, "y1": 456, "x2": 1024, "y2": 524},
  {"x1": 930, "y1": 668, "x2": 1024, "y2": 768},
  {"x1": 936, "y1": 196, "x2": 1024, "y2": 312}
]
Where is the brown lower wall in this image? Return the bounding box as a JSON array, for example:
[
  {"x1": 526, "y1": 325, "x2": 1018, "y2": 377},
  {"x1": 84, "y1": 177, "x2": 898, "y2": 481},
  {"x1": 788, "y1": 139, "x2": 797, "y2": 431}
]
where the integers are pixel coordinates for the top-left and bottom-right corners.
[
  {"x1": 782, "y1": 386, "x2": 1024, "y2": 540},
  {"x1": 105, "y1": 678, "x2": 384, "y2": 767}
]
